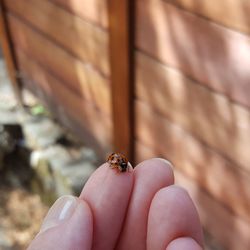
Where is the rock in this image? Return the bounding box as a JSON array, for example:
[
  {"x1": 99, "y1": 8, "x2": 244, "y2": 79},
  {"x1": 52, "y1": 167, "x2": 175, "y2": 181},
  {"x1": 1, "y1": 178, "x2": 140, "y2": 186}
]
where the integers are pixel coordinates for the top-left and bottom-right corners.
[
  {"x1": 30, "y1": 158, "x2": 58, "y2": 205},
  {"x1": 30, "y1": 145, "x2": 73, "y2": 168},
  {"x1": 52, "y1": 160, "x2": 96, "y2": 196},
  {"x1": 80, "y1": 147, "x2": 97, "y2": 163},
  {"x1": 22, "y1": 89, "x2": 40, "y2": 107},
  {"x1": 22, "y1": 116, "x2": 62, "y2": 149},
  {"x1": 0, "y1": 227, "x2": 13, "y2": 250},
  {"x1": 30, "y1": 145, "x2": 97, "y2": 203},
  {"x1": 0, "y1": 109, "x2": 20, "y2": 125}
]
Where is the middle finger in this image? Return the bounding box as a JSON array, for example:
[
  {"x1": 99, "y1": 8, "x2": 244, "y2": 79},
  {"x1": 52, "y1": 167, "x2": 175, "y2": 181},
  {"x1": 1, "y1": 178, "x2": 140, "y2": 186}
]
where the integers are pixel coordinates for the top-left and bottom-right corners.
[{"x1": 116, "y1": 158, "x2": 174, "y2": 250}]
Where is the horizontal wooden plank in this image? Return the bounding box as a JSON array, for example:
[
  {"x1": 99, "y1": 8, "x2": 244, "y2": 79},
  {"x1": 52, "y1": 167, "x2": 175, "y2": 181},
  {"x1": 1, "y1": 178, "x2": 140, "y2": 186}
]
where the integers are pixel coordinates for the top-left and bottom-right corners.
[
  {"x1": 135, "y1": 99, "x2": 250, "y2": 222},
  {"x1": 51, "y1": 0, "x2": 108, "y2": 29},
  {"x1": 135, "y1": 140, "x2": 250, "y2": 250},
  {"x1": 136, "y1": 51, "x2": 250, "y2": 172},
  {"x1": 166, "y1": 0, "x2": 250, "y2": 35},
  {"x1": 8, "y1": 14, "x2": 111, "y2": 116},
  {"x1": 16, "y1": 49, "x2": 112, "y2": 155},
  {"x1": 136, "y1": 0, "x2": 250, "y2": 108},
  {"x1": 4, "y1": 0, "x2": 109, "y2": 76}
]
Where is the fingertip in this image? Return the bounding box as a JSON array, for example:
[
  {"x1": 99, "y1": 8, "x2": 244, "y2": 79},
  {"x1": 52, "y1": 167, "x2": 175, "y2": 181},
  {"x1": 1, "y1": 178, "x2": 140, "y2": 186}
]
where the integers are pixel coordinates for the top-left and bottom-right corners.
[
  {"x1": 153, "y1": 158, "x2": 174, "y2": 170},
  {"x1": 147, "y1": 185, "x2": 203, "y2": 250},
  {"x1": 28, "y1": 198, "x2": 93, "y2": 250},
  {"x1": 135, "y1": 158, "x2": 174, "y2": 183}
]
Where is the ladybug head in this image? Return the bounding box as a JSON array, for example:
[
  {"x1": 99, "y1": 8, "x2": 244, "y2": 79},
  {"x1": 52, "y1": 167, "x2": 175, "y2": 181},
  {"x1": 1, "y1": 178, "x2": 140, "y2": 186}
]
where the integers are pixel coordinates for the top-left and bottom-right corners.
[{"x1": 120, "y1": 162, "x2": 128, "y2": 172}]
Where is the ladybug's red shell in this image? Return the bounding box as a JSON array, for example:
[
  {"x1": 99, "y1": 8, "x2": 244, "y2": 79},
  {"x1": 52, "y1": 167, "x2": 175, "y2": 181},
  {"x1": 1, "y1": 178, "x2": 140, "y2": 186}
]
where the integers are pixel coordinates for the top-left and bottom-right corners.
[{"x1": 107, "y1": 153, "x2": 129, "y2": 172}]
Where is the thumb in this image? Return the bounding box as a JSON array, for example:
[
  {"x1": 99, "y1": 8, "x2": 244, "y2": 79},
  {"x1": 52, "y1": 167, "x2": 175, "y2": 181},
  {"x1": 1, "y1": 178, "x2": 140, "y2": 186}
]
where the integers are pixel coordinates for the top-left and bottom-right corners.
[{"x1": 28, "y1": 195, "x2": 93, "y2": 250}]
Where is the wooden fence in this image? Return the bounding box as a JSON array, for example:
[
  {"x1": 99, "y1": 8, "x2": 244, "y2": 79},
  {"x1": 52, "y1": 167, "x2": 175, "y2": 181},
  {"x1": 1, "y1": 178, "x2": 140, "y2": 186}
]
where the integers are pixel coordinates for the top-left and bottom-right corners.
[{"x1": 1, "y1": 0, "x2": 250, "y2": 249}]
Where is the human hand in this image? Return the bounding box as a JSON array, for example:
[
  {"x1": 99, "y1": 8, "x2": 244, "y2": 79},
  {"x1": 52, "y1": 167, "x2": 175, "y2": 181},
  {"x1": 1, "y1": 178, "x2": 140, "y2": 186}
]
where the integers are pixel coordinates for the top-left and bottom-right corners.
[{"x1": 28, "y1": 158, "x2": 203, "y2": 250}]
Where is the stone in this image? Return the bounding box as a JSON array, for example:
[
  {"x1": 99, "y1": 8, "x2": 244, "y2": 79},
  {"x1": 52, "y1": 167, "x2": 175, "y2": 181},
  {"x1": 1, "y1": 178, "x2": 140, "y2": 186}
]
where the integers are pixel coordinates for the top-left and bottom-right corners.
[
  {"x1": 22, "y1": 89, "x2": 40, "y2": 107},
  {"x1": 0, "y1": 109, "x2": 20, "y2": 125},
  {"x1": 22, "y1": 117, "x2": 63, "y2": 149},
  {"x1": 52, "y1": 160, "x2": 96, "y2": 196},
  {"x1": 80, "y1": 147, "x2": 97, "y2": 163},
  {"x1": 0, "y1": 227, "x2": 13, "y2": 250},
  {"x1": 30, "y1": 145, "x2": 97, "y2": 202},
  {"x1": 30, "y1": 145, "x2": 72, "y2": 168},
  {"x1": 30, "y1": 158, "x2": 58, "y2": 205}
]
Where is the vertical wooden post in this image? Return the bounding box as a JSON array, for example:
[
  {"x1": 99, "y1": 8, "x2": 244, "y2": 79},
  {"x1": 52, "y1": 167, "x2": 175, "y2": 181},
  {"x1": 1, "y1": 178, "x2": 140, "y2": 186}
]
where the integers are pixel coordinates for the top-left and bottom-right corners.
[
  {"x1": 0, "y1": 0, "x2": 22, "y2": 104},
  {"x1": 108, "y1": 0, "x2": 134, "y2": 161}
]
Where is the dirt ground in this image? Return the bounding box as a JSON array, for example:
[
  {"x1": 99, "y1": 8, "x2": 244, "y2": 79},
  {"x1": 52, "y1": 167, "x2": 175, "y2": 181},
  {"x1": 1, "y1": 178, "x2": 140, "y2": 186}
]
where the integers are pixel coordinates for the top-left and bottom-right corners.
[{"x1": 0, "y1": 185, "x2": 49, "y2": 250}]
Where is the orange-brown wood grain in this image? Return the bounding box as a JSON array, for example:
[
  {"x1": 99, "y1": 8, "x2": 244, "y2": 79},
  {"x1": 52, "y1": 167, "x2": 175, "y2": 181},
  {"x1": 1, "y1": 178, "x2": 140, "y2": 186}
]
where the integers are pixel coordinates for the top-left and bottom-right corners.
[
  {"x1": 135, "y1": 99, "x2": 250, "y2": 222},
  {"x1": 136, "y1": 52, "x2": 250, "y2": 173},
  {"x1": 16, "y1": 49, "x2": 112, "y2": 155},
  {"x1": 166, "y1": 0, "x2": 250, "y2": 35},
  {"x1": 8, "y1": 14, "x2": 111, "y2": 116},
  {"x1": 5, "y1": 0, "x2": 110, "y2": 76},
  {"x1": 51, "y1": 0, "x2": 108, "y2": 29},
  {"x1": 136, "y1": 0, "x2": 250, "y2": 109},
  {"x1": 135, "y1": 140, "x2": 250, "y2": 250}
]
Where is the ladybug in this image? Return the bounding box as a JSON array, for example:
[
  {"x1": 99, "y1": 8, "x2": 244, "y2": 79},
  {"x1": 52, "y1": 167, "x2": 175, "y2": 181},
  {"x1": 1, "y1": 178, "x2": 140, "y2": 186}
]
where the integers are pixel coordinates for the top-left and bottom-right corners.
[{"x1": 107, "y1": 153, "x2": 129, "y2": 172}]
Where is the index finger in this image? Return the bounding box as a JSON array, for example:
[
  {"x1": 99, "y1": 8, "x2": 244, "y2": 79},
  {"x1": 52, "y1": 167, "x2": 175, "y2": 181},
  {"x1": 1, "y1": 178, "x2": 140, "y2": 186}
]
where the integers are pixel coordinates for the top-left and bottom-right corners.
[{"x1": 79, "y1": 162, "x2": 134, "y2": 250}]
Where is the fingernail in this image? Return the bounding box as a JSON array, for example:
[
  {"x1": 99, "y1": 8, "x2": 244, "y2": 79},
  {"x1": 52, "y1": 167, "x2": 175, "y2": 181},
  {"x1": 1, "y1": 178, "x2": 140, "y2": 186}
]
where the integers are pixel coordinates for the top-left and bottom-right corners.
[
  {"x1": 39, "y1": 195, "x2": 78, "y2": 234},
  {"x1": 155, "y1": 158, "x2": 174, "y2": 169}
]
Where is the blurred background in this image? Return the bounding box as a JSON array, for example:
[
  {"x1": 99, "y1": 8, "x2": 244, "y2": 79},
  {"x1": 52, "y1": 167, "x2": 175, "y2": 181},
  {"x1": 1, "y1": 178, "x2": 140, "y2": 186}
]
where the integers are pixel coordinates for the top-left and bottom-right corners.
[{"x1": 0, "y1": 0, "x2": 250, "y2": 249}]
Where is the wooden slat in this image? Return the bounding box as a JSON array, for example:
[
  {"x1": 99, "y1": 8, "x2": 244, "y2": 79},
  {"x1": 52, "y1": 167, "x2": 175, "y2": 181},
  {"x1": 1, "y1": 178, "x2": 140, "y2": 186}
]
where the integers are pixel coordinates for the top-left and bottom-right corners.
[
  {"x1": 136, "y1": 140, "x2": 250, "y2": 250},
  {"x1": 136, "y1": 0, "x2": 250, "y2": 109},
  {"x1": 136, "y1": 52, "x2": 250, "y2": 173},
  {"x1": 108, "y1": 0, "x2": 134, "y2": 159},
  {"x1": 16, "y1": 49, "x2": 112, "y2": 156},
  {"x1": 166, "y1": 0, "x2": 250, "y2": 35},
  {"x1": 0, "y1": 0, "x2": 22, "y2": 103},
  {"x1": 4, "y1": 0, "x2": 109, "y2": 76},
  {"x1": 135, "y1": 99, "x2": 250, "y2": 222},
  {"x1": 7, "y1": 14, "x2": 111, "y2": 116},
  {"x1": 51, "y1": 0, "x2": 108, "y2": 29}
]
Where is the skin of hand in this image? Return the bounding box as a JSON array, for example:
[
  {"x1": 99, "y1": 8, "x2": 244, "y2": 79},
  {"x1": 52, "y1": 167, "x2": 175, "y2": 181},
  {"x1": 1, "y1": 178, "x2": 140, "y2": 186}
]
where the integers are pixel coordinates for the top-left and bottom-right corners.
[{"x1": 28, "y1": 158, "x2": 204, "y2": 250}]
